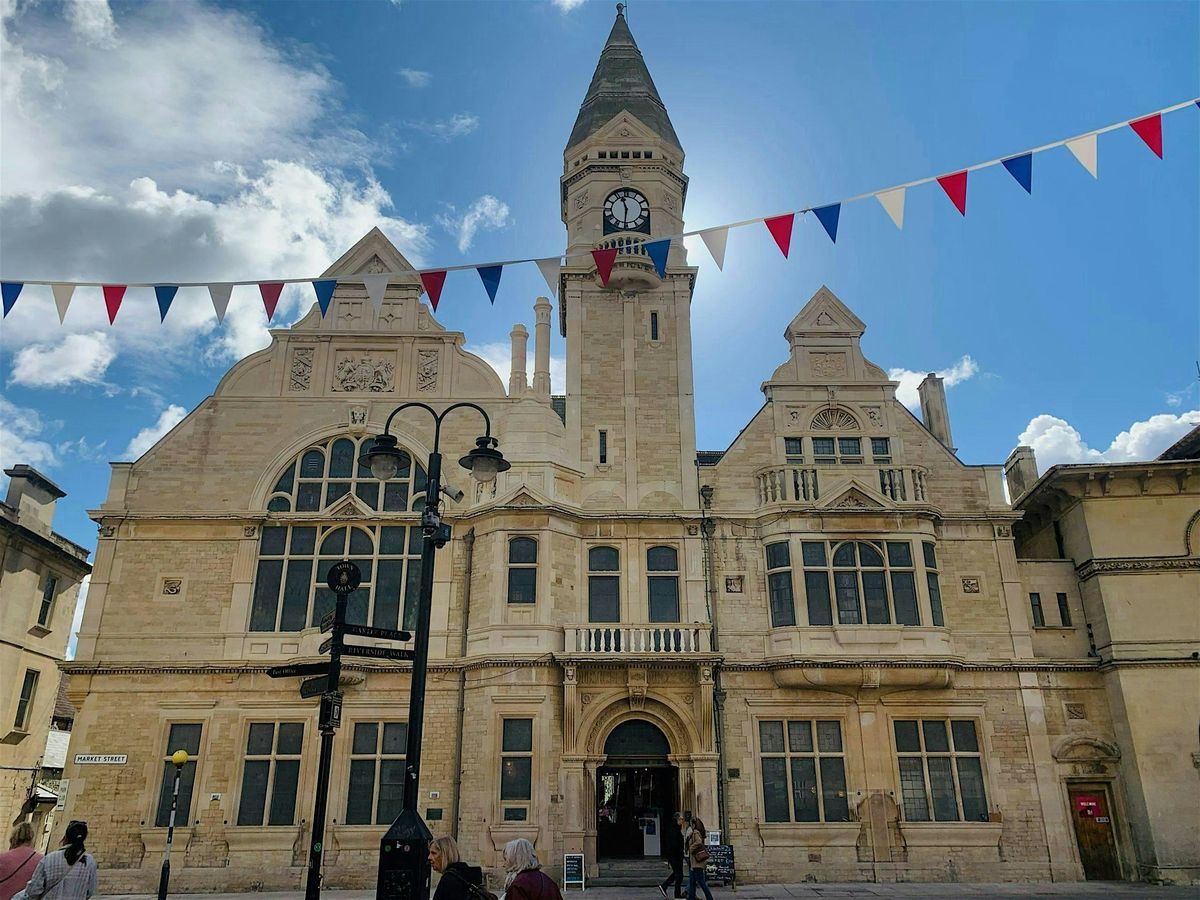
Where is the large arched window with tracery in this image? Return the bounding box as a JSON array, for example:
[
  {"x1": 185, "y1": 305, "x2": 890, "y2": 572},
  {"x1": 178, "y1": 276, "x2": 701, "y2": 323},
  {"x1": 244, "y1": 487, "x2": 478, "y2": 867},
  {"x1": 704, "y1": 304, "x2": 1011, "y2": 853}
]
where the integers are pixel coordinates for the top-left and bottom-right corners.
[{"x1": 266, "y1": 436, "x2": 427, "y2": 514}]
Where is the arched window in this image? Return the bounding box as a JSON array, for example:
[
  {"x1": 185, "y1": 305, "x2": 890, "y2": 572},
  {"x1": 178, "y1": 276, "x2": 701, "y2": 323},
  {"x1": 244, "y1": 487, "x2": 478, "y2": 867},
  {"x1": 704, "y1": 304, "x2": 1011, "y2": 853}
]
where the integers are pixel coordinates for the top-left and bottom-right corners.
[
  {"x1": 646, "y1": 546, "x2": 679, "y2": 622},
  {"x1": 800, "y1": 540, "x2": 920, "y2": 626},
  {"x1": 250, "y1": 524, "x2": 423, "y2": 632},
  {"x1": 266, "y1": 436, "x2": 427, "y2": 514},
  {"x1": 588, "y1": 546, "x2": 620, "y2": 623}
]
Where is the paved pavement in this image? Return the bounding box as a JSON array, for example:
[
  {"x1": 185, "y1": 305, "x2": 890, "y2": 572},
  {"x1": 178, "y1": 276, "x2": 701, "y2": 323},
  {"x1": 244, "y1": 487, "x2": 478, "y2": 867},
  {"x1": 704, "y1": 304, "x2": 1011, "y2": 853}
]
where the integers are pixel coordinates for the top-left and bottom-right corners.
[{"x1": 105, "y1": 886, "x2": 1196, "y2": 899}]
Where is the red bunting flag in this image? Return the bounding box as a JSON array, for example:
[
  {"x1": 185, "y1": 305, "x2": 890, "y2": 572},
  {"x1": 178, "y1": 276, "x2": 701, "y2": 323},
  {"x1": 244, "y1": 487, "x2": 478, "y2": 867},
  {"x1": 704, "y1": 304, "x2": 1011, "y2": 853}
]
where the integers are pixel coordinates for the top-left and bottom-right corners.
[
  {"x1": 763, "y1": 214, "x2": 795, "y2": 258},
  {"x1": 592, "y1": 247, "x2": 619, "y2": 286},
  {"x1": 102, "y1": 284, "x2": 126, "y2": 324},
  {"x1": 937, "y1": 171, "x2": 968, "y2": 216},
  {"x1": 420, "y1": 271, "x2": 447, "y2": 311},
  {"x1": 1129, "y1": 114, "x2": 1163, "y2": 158},
  {"x1": 259, "y1": 282, "x2": 284, "y2": 321}
]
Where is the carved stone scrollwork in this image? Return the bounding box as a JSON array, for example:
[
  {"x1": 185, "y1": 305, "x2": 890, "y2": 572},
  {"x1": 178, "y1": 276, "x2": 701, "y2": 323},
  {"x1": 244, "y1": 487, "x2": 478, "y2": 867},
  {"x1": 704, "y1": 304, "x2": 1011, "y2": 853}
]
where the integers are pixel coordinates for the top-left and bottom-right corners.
[
  {"x1": 961, "y1": 577, "x2": 981, "y2": 594},
  {"x1": 333, "y1": 355, "x2": 395, "y2": 393},
  {"x1": 99, "y1": 525, "x2": 116, "y2": 537},
  {"x1": 811, "y1": 407, "x2": 859, "y2": 430},
  {"x1": 619, "y1": 165, "x2": 633, "y2": 182},
  {"x1": 627, "y1": 668, "x2": 647, "y2": 711},
  {"x1": 811, "y1": 353, "x2": 848, "y2": 377},
  {"x1": 244, "y1": 526, "x2": 258, "y2": 537},
  {"x1": 416, "y1": 349, "x2": 438, "y2": 393},
  {"x1": 289, "y1": 348, "x2": 314, "y2": 392},
  {"x1": 574, "y1": 189, "x2": 589, "y2": 210},
  {"x1": 364, "y1": 255, "x2": 389, "y2": 274},
  {"x1": 348, "y1": 405, "x2": 368, "y2": 433},
  {"x1": 864, "y1": 406, "x2": 883, "y2": 426}
]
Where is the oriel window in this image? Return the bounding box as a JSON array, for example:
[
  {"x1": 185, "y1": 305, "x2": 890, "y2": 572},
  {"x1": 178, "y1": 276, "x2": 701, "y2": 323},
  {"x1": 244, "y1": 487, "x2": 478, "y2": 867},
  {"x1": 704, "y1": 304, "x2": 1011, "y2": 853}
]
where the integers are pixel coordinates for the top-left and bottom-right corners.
[
  {"x1": 507, "y1": 537, "x2": 538, "y2": 604},
  {"x1": 765, "y1": 542, "x2": 796, "y2": 627}
]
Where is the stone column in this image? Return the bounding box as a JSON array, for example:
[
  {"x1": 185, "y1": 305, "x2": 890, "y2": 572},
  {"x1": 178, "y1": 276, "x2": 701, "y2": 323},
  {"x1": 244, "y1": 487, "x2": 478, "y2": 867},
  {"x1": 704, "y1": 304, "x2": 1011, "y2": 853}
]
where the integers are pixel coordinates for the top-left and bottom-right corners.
[
  {"x1": 509, "y1": 323, "x2": 528, "y2": 396},
  {"x1": 532, "y1": 296, "x2": 552, "y2": 398}
]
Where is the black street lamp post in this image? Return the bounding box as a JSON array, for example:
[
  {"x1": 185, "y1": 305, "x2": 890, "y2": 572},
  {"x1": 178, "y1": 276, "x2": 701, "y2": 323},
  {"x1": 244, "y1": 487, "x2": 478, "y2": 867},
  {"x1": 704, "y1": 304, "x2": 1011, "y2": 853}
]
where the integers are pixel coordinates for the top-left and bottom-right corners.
[
  {"x1": 158, "y1": 749, "x2": 190, "y2": 900},
  {"x1": 359, "y1": 402, "x2": 509, "y2": 900}
]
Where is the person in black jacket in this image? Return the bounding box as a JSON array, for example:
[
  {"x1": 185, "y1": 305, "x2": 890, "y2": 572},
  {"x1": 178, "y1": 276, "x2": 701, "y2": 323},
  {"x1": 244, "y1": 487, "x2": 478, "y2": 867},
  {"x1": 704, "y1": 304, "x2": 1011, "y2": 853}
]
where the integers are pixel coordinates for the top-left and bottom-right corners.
[
  {"x1": 658, "y1": 811, "x2": 686, "y2": 898},
  {"x1": 430, "y1": 835, "x2": 484, "y2": 900}
]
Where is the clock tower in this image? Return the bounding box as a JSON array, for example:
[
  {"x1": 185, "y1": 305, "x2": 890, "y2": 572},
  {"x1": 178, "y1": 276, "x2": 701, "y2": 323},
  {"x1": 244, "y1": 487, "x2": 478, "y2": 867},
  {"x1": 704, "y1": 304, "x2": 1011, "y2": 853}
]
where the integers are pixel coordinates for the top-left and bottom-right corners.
[{"x1": 560, "y1": 3, "x2": 699, "y2": 511}]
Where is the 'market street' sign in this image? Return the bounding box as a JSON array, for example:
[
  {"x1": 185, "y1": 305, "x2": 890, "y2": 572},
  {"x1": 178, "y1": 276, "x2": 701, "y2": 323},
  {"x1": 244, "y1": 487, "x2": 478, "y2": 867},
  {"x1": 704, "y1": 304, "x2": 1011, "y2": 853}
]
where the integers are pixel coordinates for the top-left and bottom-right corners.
[{"x1": 74, "y1": 754, "x2": 127, "y2": 765}]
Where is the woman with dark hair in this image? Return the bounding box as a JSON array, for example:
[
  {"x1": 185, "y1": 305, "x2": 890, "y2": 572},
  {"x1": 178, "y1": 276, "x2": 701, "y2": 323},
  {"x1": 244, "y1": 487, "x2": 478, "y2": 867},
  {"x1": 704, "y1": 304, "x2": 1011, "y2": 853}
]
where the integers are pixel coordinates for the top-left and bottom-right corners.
[
  {"x1": 0, "y1": 823, "x2": 42, "y2": 900},
  {"x1": 684, "y1": 816, "x2": 713, "y2": 900},
  {"x1": 17, "y1": 821, "x2": 96, "y2": 899}
]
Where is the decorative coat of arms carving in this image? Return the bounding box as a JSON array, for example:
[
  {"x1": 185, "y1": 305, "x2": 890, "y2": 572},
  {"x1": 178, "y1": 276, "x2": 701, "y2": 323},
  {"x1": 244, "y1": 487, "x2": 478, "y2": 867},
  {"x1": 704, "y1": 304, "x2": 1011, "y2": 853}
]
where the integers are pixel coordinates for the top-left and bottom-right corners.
[
  {"x1": 289, "y1": 348, "x2": 314, "y2": 391},
  {"x1": 811, "y1": 353, "x2": 848, "y2": 377},
  {"x1": 333, "y1": 355, "x2": 395, "y2": 392},
  {"x1": 416, "y1": 349, "x2": 438, "y2": 393}
]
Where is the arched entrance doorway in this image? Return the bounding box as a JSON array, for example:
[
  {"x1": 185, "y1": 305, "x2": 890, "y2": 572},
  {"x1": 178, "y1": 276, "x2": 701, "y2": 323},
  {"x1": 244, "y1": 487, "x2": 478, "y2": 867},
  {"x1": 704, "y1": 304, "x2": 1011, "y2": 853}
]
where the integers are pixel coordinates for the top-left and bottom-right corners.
[{"x1": 596, "y1": 720, "x2": 678, "y2": 859}]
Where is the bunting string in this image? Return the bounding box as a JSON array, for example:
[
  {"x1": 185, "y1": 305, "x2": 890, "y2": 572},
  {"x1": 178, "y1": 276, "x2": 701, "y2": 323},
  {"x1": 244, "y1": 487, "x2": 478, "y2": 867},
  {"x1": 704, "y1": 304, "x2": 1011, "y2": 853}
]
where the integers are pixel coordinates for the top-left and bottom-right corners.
[{"x1": 2, "y1": 97, "x2": 1196, "y2": 320}]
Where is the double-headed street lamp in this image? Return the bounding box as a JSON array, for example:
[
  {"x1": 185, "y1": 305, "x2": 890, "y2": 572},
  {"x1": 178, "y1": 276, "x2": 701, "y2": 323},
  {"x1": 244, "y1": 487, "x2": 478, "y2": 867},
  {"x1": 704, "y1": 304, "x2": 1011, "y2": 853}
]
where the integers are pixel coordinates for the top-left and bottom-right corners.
[{"x1": 359, "y1": 402, "x2": 509, "y2": 900}]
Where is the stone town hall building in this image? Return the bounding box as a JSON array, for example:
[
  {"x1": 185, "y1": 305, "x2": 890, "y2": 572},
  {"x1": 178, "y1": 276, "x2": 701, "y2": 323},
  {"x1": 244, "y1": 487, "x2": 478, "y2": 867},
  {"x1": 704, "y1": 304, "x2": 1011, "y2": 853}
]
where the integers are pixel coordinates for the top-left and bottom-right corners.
[{"x1": 60, "y1": 7, "x2": 1197, "y2": 891}]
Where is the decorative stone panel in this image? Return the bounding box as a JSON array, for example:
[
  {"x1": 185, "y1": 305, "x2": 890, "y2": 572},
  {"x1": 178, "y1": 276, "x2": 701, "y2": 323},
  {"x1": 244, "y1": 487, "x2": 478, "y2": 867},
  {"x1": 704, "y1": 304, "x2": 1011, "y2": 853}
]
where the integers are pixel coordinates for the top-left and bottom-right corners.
[{"x1": 332, "y1": 352, "x2": 396, "y2": 392}]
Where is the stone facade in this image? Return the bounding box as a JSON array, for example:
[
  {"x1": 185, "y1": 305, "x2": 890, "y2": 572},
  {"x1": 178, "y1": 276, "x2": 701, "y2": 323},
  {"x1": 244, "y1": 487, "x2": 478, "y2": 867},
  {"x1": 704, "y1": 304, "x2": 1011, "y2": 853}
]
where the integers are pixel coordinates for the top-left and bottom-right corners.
[
  {"x1": 59, "y1": 7, "x2": 1197, "y2": 893},
  {"x1": 1, "y1": 466, "x2": 91, "y2": 833}
]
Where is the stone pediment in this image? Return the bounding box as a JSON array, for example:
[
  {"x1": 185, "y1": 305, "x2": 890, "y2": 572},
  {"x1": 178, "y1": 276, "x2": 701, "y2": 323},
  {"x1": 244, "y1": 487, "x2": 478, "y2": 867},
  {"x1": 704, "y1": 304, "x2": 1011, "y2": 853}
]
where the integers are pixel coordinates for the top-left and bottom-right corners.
[
  {"x1": 587, "y1": 111, "x2": 669, "y2": 150},
  {"x1": 322, "y1": 227, "x2": 420, "y2": 282},
  {"x1": 817, "y1": 482, "x2": 890, "y2": 511},
  {"x1": 495, "y1": 484, "x2": 553, "y2": 509},
  {"x1": 785, "y1": 285, "x2": 866, "y2": 341},
  {"x1": 325, "y1": 491, "x2": 375, "y2": 519}
]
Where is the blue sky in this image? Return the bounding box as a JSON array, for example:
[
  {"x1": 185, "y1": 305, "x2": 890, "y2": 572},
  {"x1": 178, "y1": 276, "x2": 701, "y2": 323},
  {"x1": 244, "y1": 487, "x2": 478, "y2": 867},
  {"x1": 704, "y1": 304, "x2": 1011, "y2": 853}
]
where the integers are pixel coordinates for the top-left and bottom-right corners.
[{"x1": 2, "y1": 0, "x2": 1198, "y2": 565}]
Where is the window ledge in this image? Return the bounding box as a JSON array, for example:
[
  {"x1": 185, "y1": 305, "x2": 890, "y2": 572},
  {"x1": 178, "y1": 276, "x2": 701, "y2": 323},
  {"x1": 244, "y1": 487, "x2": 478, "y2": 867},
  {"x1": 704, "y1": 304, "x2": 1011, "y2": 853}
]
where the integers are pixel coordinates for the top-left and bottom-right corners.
[
  {"x1": 329, "y1": 825, "x2": 387, "y2": 850},
  {"x1": 0, "y1": 729, "x2": 30, "y2": 745},
  {"x1": 898, "y1": 821, "x2": 1003, "y2": 847},
  {"x1": 225, "y1": 827, "x2": 301, "y2": 851},
  {"x1": 487, "y1": 823, "x2": 540, "y2": 851},
  {"x1": 1033, "y1": 625, "x2": 1076, "y2": 632},
  {"x1": 27, "y1": 624, "x2": 52, "y2": 638},
  {"x1": 756, "y1": 822, "x2": 860, "y2": 847}
]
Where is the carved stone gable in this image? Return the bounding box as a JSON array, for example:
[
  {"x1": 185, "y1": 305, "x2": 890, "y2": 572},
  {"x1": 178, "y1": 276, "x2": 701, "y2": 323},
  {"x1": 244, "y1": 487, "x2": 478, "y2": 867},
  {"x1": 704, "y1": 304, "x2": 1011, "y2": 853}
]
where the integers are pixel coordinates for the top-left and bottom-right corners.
[{"x1": 825, "y1": 487, "x2": 886, "y2": 510}]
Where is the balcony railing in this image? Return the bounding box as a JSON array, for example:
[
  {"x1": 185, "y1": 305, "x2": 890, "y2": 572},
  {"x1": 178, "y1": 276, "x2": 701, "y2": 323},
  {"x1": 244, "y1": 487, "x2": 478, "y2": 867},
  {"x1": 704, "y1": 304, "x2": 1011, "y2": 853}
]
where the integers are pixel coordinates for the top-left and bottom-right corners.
[
  {"x1": 755, "y1": 465, "x2": 929, "y2": 506},
  {"x1": 566, "y1": 623, "x2": 712, "y2": 654}
]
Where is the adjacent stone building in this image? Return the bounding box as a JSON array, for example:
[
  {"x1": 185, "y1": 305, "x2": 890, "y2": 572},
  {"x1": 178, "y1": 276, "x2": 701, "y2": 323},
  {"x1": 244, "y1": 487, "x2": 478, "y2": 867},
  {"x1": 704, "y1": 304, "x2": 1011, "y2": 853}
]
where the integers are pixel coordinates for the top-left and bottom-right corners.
[
  {"x1": 60, "y1": 7, "x2": 1197, "y2": 891},
  {"x1": 1, "y1": 466, "x2": 91, "y2": 832}
]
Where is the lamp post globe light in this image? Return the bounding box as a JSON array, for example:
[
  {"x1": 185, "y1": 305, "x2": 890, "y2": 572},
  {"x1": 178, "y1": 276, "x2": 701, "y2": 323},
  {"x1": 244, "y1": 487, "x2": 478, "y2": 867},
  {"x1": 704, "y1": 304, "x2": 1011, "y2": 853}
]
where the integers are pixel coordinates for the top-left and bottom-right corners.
[
  {"x1": 157, "y1": 749, "x2": 190, "y2": 900},
  {"x1": 358, "y1": 402, "x2": 508, "y2": 900}
]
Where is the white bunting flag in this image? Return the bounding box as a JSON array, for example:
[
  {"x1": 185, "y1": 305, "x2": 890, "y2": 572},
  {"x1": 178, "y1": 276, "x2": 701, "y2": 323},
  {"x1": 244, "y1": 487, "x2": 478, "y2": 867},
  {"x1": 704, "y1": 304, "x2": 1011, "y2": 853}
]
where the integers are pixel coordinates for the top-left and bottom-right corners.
[
  {"x1": 1066, "y1": 134, "x2": 1098, "y2": 178},
  {"x1": 536, "y1": 257, "x2": 561, "y2": 299},
  {"x1": 875, "y1": 187, "x2": 906, "y2": 230},
  {"x1": 51, "y1": 283, "x2": 75, "y2": 323},
  {"x1": 363, "y1": 275, "x2": 389, "y2": 312},
  {"x1": 209, "y1": 284, "x2": 233, "y2": 322},
  {"x1": 699, "y1": 227, "x2": 729, "y2": 270}
]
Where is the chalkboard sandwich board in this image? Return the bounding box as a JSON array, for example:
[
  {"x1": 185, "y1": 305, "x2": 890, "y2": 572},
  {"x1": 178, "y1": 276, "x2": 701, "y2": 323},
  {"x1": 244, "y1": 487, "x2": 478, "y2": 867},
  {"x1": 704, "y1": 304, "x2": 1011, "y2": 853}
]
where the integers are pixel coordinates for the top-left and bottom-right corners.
[
  {"x1": 704, "y1": 844, "x2": 734, "y2": 886},
  {"x1": 563, "y1": 853, "x2": 585, "y2": 891}
]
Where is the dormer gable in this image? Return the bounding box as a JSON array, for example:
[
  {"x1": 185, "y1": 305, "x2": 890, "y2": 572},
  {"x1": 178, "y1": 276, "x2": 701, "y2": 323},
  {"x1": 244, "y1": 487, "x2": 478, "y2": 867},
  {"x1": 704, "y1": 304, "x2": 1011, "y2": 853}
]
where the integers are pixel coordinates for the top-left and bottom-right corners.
[{"x1": 766, "y1": 285, "x2": 890, "y2": 389}]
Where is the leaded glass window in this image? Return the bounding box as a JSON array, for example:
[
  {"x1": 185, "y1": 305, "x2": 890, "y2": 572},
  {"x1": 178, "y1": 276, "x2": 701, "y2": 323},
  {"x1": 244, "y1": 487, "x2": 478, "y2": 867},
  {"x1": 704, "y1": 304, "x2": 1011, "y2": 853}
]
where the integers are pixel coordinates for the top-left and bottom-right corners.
[
  {"x1": 894, "y1": 719, "x2": 988, "y2": 822},
  {"x1": 802, "y1": 540, "x2": 920, "y2": 626},
  {"x1": 266, "y1": 435, "x2": 426, "y2": 514},
  {"x1": 759, "y1": 719, "x2": 850, "y2": 822}
]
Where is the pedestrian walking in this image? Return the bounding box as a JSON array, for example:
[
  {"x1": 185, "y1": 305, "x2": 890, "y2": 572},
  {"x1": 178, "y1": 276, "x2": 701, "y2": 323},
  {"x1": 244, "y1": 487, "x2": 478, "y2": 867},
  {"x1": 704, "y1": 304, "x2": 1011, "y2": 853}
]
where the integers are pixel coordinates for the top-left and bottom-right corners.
[
  {"x1": 430, "y1": 835, "x2": 488, "y2": 900},
  {"x1": 685, "y1": 816, "x2": 714, "y2": 900},
  {"x1": 13, "y1": 821, "x2": 96, "y2": 900},
  {"x1": 657, "y1": 811, "x2": 685, "y2": 898},
  {"x1": 500, "y1": 838, "x2": 562, "y2": 900},
  {"x1": 0, "y1": 824, "x2": 43, "y2": 900}
]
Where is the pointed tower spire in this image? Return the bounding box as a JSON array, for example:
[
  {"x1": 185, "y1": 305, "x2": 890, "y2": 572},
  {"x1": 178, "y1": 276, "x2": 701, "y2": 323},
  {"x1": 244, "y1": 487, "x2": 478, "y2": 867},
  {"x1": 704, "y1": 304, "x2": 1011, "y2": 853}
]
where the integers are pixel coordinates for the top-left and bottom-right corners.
[{"x1": 567, "y1": 3, "x2": 682, "y2": 152}]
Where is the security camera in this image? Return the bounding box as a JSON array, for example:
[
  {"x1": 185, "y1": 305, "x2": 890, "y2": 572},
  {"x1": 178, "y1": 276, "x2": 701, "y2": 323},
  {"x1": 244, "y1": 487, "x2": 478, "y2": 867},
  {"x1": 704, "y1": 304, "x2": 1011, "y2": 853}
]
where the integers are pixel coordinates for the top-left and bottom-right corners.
[{"x1": 442, "y1": 484, "x2": 465, "y2": 503}]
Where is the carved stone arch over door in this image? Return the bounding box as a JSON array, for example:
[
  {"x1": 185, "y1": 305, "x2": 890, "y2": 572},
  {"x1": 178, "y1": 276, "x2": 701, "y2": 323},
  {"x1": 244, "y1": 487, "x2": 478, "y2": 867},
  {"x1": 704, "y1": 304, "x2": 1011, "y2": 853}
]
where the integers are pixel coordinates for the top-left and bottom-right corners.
[{"x1": 582, "y1": 693, "x2": 700, "y2": 759}]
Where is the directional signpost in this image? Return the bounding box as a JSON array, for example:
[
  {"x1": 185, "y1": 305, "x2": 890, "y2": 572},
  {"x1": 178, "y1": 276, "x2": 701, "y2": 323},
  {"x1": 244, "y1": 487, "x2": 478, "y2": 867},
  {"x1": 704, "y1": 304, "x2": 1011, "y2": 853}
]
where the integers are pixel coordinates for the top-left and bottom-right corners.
[{"x1": 265, "y1": 557, "x2": 416, "y2": 900}]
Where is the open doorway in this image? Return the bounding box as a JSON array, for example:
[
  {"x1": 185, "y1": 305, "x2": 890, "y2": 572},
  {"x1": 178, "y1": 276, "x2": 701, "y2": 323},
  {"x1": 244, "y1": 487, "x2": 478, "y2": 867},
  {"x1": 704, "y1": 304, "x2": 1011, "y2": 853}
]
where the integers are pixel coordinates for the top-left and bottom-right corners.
[{"x1": 596, "y1": 720, "x2": 678, "y2": 859}]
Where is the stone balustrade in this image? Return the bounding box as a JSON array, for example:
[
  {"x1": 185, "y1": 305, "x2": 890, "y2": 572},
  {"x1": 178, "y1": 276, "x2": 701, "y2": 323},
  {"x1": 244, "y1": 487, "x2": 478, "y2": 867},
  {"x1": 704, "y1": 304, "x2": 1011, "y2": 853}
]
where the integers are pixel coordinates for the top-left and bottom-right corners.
[
  {"x1": 755, "y1": 464, "x2": 930, "y2": 506},
  {"x1": 567, "y1": 623, "x2": 712, "y2": 654}
]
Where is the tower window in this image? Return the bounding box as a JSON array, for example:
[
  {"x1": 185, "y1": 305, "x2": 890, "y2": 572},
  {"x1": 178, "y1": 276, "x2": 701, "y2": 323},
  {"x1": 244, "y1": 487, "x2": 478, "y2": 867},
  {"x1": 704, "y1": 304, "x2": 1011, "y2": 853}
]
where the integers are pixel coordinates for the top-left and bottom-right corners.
[
  {"x1": 598, "y1": 151, "x2": 607, "y2": 159},
  {"x1": 645, "y1": 151, "x2": 653, "y2": 159},
  {"x1": 621, "y1": 151, "x2": 630, "y2": 159},
  {"x1": 650, "y1": 311, "x2": 659, "y2": 341},
  {"x1": 633, "y1": 151, "x2": 642, "y2": 159},
  {"x1": 599, "y1": 430, "x2": 608, "y2": 465}
]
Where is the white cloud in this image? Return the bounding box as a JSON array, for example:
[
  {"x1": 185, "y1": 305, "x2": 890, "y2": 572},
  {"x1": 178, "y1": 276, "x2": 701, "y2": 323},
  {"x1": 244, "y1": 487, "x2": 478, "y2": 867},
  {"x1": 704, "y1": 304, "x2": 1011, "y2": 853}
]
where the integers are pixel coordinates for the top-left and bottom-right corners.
[
  {"x1": 398, "y1": 67, "x2": 431, "y2": 88},
  {"x1": 122, "y1": 404, "x2": 188, "y2": 460},
  {"x1": 405, "y1": 113, "x2": 479, "y2": 141},
  {"x1": 66, "y1": 574, "x2": 90, "y2": 660},
  {"x1": 9, "y1": 331, "x2": 115, "y2": 387},
  {"x1": 466, "y1": 341, "x2": 566, "y2": 395},
  {"x1": 65, "y1": 0, "x2": 116, "y2": 46},
  {"x1": 887, "y1": 355, "x2": 979, "y2": 410},
  {"x1": 1017, "y1": 410, "x2": 1200, "y2": 472},
  {"x1": 552, "y1": 0, "x2": 587, "y2": 11},
  {"x1": 439, "y1": 195, "x2": 512, "y2": 253},
  {"x1": 0, "y1": 395, "x2": 59, "y2": 471}
]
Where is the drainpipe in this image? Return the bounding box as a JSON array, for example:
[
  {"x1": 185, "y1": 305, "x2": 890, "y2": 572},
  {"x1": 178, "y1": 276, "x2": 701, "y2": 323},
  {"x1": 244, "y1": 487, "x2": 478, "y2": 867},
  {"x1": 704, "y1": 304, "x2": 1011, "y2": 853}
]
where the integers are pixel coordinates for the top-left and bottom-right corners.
[
  {"x1": 450, "y1": 527, "x2": 475, "y2": 840},
  {"x1": 698, "y1": 481, "x2": 730, "y2": 843}
]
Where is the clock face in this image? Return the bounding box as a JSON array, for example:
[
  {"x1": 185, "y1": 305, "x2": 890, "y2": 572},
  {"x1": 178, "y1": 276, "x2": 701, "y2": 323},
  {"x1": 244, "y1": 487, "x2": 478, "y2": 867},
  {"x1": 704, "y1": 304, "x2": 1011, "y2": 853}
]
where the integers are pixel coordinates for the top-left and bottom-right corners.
[{"x1": 604, "y1": 188, "x2": 650, "y2": 233}]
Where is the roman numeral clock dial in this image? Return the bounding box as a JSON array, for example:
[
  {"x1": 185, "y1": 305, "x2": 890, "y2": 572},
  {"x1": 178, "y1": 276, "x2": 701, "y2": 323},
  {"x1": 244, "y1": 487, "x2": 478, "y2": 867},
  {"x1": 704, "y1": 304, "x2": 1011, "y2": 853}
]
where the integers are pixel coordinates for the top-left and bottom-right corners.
[{"x1": 603, "y1": 188, "x2": 651, "y2": 235}]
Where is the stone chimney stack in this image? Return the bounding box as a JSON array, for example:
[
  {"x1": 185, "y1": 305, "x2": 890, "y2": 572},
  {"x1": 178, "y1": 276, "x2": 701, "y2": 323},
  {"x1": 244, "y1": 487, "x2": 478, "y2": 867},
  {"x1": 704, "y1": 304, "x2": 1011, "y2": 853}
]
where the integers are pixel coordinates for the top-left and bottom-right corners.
[
  {"x1": 509, "y1": 324, "x2": 529, "y2": 397},
  {"x1": 918, "y1": 373, "x2": 955, "y2": 453},
  {"x1": 1004, "y1": 445, "x2": 1039, "y2": 501},
  {"x1": 532, "y1": 296, "x2": 553, "y2": 399},
  {"x1": 3, "y1": 465, "x2": 65, "y2": 536}
]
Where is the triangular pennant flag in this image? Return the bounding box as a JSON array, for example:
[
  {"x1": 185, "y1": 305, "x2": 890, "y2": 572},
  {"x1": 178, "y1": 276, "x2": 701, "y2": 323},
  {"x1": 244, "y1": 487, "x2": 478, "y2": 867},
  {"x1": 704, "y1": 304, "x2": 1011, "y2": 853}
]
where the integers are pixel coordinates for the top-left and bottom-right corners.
[
  {"x1": 209, "y1": 284, "x2": 233, "y2": 322},
  {"x1": 362, "y1": 275, "x2": 389, "y2": 313},
  {"x1": 420, "y1": 271, "x2": 447, "y2": 311},
  {"x1": 813, "y1": 204, "x2": 841, "y2": 243},
  {"x1": 937, "y1": 171, "x2": 968, "y2": 215},
  {"x1": 1129, "y1": 114, "x2": 1163, "y2": 158},
  {"x1": 699, "y1": 227, "x2": 729, "y2": 270},
  {"x1": 477, "y1": 265, "x2": 503, "y2": 305},
  {"x1": 312, "y1": 280, "x2": 336, "y2": 317},
  {"x1": 102, "y1": 285, "x2": 126, "y2": 324},
  {"x1": 644, "y1": 239, "x2": 671, "y2": 278},
  {"x1": 259, "y1": 282, "x2": 284, "y2": 321},
  {"x1": 1, "y1": 282, "x2": 23, "y2": 317},
  {"x1": 536, "y1": 258, "x2": 561, "y2": 298},
  {"x1": 1066, "y1": 134, "x2": 1098, "y2": 178},
  {"x1": 592, "y1": 247, "x2": 619, "y2": 286},
  {"x1": 764, "y1": 214, "x2": 795, "y2": 258},
  {"x1": 154, "y1": 285, "x2": 178, "y2": 322},
  {"x1": 51, "y1": 283, "x2": 75, "y2": 323},
  {"x1": 875, "y1": 187, "x2": 906, "y2": 229},
  {"x1": 1002, "y1": 153, "x2": 1033, "y2": 194}
]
